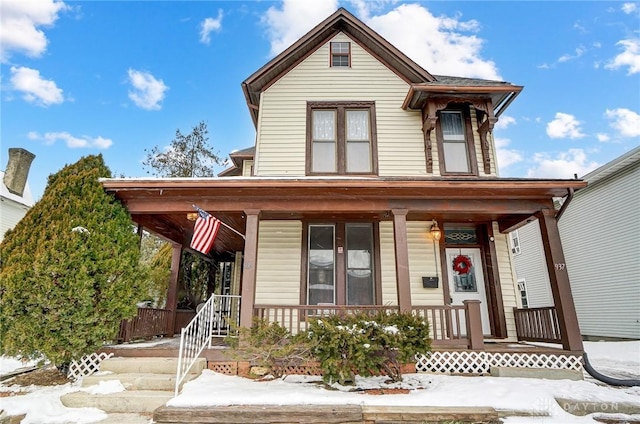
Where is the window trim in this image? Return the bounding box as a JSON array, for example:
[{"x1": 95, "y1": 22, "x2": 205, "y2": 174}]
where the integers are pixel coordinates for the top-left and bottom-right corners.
[
  {"x1": 330, "y1": 41, "x2": 351, "y2": 68},
  {"x1": 435, "y1": 105, "x2": 478, "y2": 176},
  {"x1": 517, "y1": 278, "x2": 529, "y2": 309},
  {"x1": 300, "y1": 220, "x2": 382, "y2": 306},
  {"x1": 306, "y1": 101, "x2": 378, "y2": 176}
]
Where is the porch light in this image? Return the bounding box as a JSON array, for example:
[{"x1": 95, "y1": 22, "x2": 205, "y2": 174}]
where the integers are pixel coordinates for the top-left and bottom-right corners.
[
  {"x1": 187, "y1": 212, "x2": 199, "y2": 221},
  {"x1": 429, "y1": 220, "x2": 442, "y2": 241}
]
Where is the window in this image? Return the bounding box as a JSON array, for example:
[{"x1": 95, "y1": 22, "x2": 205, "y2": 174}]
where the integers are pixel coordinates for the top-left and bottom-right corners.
[
  {"x1": 330, "y1": 42, "x2": 350, "y2": 67},
  {"x1": 307, "y1": 102, "x2": 377, "y2": 175},
  {"x1": 437, "y1": 108, "x2": 477, "y2": 175},
  {"x1": 306, "y1": 223, "x2": 377, "y2": 306},
  {"x1": 510, "y1": 230, "x2": 521, "y2": 255},
  {"x1": 517, "y1": 279, "x2": 529, "y2": 308}
]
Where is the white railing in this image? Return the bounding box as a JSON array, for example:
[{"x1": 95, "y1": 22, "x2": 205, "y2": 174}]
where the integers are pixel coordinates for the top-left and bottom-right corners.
[{"x1": 175, "y1": 294, "x2": 241, "y2": 395}]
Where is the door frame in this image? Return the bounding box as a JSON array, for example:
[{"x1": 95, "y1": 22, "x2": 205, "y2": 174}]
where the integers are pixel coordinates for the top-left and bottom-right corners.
[{"x1": 439, "y1": 222, "x2": 507, "y2": 338}]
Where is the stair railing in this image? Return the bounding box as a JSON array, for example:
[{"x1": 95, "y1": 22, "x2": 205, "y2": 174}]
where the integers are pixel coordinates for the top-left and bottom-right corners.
[{"x1": 175, "y1": 294, "x2": 216, "y2": 396}]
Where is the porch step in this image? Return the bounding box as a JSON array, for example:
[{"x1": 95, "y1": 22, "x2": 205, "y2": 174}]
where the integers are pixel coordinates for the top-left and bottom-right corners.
[
  {"x1": 61, "y1": 390, "x2": 174, "y2": 413},
  {"x1": 98, "y1": 357, "x2": 205, "y2": 375},
  {"x1": 82, "y1": 372, "x2": 198, "y2": 391},
  {"x1": 61, "y1": 356, "x2": 206, "y2": 415}
]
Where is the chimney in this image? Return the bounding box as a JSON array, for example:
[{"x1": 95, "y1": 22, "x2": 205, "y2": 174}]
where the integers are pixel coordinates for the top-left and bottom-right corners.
[{"x1": 3, "y1": 148, "x2": 36, "y2": 197}]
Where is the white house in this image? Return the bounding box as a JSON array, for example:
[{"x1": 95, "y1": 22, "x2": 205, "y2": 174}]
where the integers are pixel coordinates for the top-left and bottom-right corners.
[
  {"x1": 1, "y1": 148, "x2": 36, "y2": 242},
  {"x1": 512, "y1": 146, "x2": 640, "y2": 340}
]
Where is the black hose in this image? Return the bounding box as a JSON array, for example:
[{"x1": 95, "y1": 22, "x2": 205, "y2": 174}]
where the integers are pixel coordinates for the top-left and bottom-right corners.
[{"x1": 582, "y1": 352, "x2": 640, "y2": 387}]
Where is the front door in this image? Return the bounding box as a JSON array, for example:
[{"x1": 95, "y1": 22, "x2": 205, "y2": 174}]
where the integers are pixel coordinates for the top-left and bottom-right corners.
[{"x1": 446, "y1": 248, "x2": 491, "y2": 334}]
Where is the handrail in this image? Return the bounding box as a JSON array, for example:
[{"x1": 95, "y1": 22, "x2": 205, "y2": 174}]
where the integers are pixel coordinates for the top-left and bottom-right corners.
[{"x1": 175, "y1": 294, "x2": 216, "y2": 396}]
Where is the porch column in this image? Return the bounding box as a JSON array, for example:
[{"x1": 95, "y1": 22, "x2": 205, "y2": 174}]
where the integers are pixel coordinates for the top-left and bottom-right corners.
[
  {"x1": 536, "y1": 209, "x2": 584, "y2": 351},
  {"x1": 239, "y1": 209, "x2": 260, "y2": 328},
  {"x1": 392, "y1": 209, "x2": 412, "y2": 312},
  {"x1": 166, "y1": 243, "x2": 182, "y2": 337}
]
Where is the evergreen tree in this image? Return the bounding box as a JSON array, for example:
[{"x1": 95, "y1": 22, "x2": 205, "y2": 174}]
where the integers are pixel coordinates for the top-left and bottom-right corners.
[{"x1": 0, "y1": 155, "x2": 149, "y2": 366}]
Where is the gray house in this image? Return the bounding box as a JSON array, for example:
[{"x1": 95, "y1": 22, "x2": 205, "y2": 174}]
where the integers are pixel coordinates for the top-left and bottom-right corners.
[{"x1": 512, "y1": 146, "x2": 640, "y2": 340}]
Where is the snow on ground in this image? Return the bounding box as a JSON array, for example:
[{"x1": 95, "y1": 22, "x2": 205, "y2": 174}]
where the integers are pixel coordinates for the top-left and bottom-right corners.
[{"x1": 0, "y1": 341, "x2": 639, "y2": 423}]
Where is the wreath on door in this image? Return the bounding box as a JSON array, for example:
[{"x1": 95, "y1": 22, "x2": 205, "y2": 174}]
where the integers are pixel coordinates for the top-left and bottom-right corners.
[{"x1": 452, "y1": 254, "x2": 473, "y2": 275}]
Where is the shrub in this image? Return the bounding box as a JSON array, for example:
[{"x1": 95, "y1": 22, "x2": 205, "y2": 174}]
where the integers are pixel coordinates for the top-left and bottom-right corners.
[{"x1": 306, "y1": 311, "x2": 431, "y2": 384}]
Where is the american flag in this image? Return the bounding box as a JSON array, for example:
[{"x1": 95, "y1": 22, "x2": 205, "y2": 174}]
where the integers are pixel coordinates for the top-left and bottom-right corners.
[{"x1": 190, "y1": 209, "x2": 221, "y2": 254}]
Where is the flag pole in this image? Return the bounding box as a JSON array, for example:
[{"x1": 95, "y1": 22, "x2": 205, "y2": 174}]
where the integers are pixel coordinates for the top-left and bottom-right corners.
[{"x1": 192, "y1": 205, "x2": 246, "y2": 240}]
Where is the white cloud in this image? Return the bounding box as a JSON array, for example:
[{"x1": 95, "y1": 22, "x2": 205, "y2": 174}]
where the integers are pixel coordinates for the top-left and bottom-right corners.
[
  {"x1": 546, "y1": 112, "x2": 585, "y2": 139},
  {"x1": 200, "y1": 9, "x2": 223, "y2": 45},
  {"x1": 366, "y1": 4, "x2": 500, "y2": 79},
  {"x1": 0, "y1": 0, "x2": 68, "y2": 62},
  {"x1": 494, "y1": 137, "x2": 523, "y2": 170},
  {"x1": 127, "y1": 69, "x2": 168, "y2": 110},
  {"x1": 494, "y1": 115, "x2": 516, "y2": 130},
  {"x1": 621, "y1": 3, "x2": 638, "y2": 14},
  {"x1": 10, "y1": 66, "x2": 63, "y2": 106},
  {"x1": 29, "y1": 131, "x2": 113, "y2": 149},
  {"x1": 605, "y1": 108, "x2": 640, "y2": 137},
  {"x1": 262, "y1": 0, "x2": 338, "y2": 56},
  {"x1": 527, "y1": 149, "x2": 599, "y2": 179},
  {"x1": 596, "y1": 133, "x2": 611, "y2": 142},
  {"x1": 605, "y1": 38, "x2": 640, "y2": 75},
  {"x1": 558, "y1": 46, "x2": 586, "y2": 63},
  {"x1": 261, "y1": 1, "x2": 501, "y2": 80}
]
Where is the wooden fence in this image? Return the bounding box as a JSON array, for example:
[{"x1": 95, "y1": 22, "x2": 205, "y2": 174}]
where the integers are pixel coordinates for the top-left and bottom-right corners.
[
  {"x1": 513, "y1": 306, "x2": 562, "y2": 343},
  {"x1": 117, "y1": 307, "x2": 171, "y2": 343}
]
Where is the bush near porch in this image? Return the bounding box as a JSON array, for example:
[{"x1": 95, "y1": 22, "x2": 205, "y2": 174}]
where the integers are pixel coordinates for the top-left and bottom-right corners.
[{"x1": 227, "y1": 312, "x2": 431, "y2": 385}]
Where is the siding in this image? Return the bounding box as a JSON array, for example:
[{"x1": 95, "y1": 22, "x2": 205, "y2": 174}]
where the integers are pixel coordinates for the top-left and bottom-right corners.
[
  {"x1": 254, "y1": 220, "x2": 302, "y2": 305},
  {"x1": 379, "y1": 221, "x2": 398, "y2": 305},
  {"x1": 242, "y1": 160, "x2": 254, "y2": 177},
  {"x1": 512, "y1": 223, "x2": 554, "y2": 307},
  {"x1": 559, "y1": 162, "x2": 640, "y2": 339},
  {"x1": 494, "y1": 222, "x2": 519, "y2": 340},
  {"x1": 256, "y1": 33, "x2": 428, "y2": 177},
  {"x1": 407, "y1": 221, "x2": 444, "y2": 305},
  {"x1": 0, "y1": 200, "x2": 29, "y2": 242}
]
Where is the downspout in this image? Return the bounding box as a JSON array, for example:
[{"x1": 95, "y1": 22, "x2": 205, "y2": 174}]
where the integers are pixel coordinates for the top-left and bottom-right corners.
[{"x1": 555, "y1": 187, "x2": 574, "y2": 221}]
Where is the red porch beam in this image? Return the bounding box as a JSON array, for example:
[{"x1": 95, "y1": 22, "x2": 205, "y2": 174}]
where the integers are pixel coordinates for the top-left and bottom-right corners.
[
  {"x1": 392, "y1": 209, "x2": 412, "y2": 312},
  {"x1": 239, "y1": 209, "x2": 260, "y2": 327},
  {"x1": 536, "y1": 209, "x2": 583, "y2": 352}
]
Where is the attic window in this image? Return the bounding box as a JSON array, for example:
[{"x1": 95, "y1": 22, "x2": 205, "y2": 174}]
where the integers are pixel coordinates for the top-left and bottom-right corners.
[{"x1": 330, "y1": 42, "x2": 350, "y2": 67}]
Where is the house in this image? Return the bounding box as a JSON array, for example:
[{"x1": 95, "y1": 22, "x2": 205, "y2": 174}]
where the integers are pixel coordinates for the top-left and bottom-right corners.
[
  {"x1": 1, "y1": 148, "x2": 36, "y2": 242},
  {"x1": 101, "y1": 8, "x2": 586, "y2": 356},
  {"x1": 511, "y1": 146, "x2": 640, "y2": 340}
]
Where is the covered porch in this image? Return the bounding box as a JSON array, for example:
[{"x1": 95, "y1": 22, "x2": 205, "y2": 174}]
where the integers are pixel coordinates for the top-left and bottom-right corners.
[{"x1": 102, "y1": 177, "x2": 586, "y2": 353}]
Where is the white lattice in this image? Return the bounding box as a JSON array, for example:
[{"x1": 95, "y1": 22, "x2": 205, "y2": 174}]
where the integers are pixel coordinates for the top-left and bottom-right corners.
[
  {"x1": 416, "y1": 351, "x2": 582, "y2": 374},
  {"x1": 68, "y1": 352, "x2": 113, "y2": 381}
]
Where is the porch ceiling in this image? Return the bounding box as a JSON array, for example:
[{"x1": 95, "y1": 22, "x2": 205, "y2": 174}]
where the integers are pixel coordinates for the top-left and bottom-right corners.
[{"x1": 101, "y1": 177, "x2": 586, "y2": 254}]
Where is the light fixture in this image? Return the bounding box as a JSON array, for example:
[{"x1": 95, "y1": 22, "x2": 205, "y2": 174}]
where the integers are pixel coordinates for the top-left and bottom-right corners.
[
  {"x1": 429, "y1": 219, "x2": 442, "y2": 241},
  {"x1": 187, "y1": 212, "x2": 199, "y2": 221}
]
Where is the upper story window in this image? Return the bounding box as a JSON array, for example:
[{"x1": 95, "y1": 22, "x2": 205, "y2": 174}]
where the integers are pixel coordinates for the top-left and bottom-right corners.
[
  {"x1": 330, "y1": 42, "x2": 350, "y2": 67},
  {"x1": 307, "y1": 101, "x2": 377, "y2": 175},
  {"x1": 437, "y1": 107, "x2": 477, "y2": 175}
]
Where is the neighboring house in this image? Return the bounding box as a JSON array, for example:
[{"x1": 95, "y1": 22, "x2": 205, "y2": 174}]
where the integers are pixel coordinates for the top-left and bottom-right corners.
[
  {"x1": 102, "y1": 8, "x2": 586, "y2": 353},
  {"x1": 1, "y1": 148, "x2": 36, "y2": 242},
  {"x1": 512, "y1": 146, "x2": 640, "y2": 340}
]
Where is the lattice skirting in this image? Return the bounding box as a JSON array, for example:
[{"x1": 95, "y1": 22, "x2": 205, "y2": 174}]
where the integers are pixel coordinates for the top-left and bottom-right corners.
[
  {"x1": 68, "y1": 352, "x2": 113, "y2": 381},
  {"x1": 416, "y1": 351, "x2": 583, "y2": 375}
]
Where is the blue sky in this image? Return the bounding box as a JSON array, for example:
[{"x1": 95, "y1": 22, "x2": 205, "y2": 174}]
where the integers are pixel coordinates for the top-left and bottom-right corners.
[{"x1": 1, "y1": 0, "x2": 639, "y2": 200}]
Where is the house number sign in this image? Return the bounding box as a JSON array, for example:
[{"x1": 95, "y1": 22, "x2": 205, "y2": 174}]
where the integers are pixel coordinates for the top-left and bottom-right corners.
[{"x1": 554, "y1": 263, "x2": 566, "y2": 271}]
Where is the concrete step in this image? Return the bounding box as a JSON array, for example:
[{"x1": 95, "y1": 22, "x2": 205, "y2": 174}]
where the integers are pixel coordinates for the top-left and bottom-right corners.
[
  {"x1": 93, "y1": 413, "x2": 152, "y2": 423},
  {"x1": 61, "y1": 390, "x2": 174, "y2": 414},
  {"x1": 99, "y1": 357, "x2": 205, "y2": 375},
  {"x1": 83, "y1": 372, "x2": 198, "y2": 391}
]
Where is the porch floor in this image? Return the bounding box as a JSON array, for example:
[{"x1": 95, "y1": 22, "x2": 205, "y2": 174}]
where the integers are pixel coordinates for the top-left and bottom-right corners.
[{"x1": 99, "y1": 336, "x2": 581, "y2": 361}]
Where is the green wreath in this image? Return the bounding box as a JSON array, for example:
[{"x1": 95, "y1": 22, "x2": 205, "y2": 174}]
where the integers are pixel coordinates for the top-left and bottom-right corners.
[{"x1": 452, "y1": 255, "x2": 472, "y2": 275}]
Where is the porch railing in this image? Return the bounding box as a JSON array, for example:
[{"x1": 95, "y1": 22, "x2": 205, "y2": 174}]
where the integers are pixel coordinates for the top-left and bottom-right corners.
[
  {"x1": 513, "y1": 306, "x2": 562, "y2": 343},
  {"x1": 253, "y1": 301, "x2": 484, "y2": 350},
  {"x1": 117, "y1": 307, "x2": 170, "y2": 343},
  {"x1": 175, "y1": 294, "x2": 241, "y2": 396}
]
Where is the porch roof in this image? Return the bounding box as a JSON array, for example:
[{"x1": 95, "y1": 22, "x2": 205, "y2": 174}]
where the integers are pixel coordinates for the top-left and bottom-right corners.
[{"x1": 101, "y1": 177, "x2": 586, "y2": 254}]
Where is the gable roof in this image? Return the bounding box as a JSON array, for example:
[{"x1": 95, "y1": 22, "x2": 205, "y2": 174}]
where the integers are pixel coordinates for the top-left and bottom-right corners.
[
  {"x1": 242, "y1": 7, "x2": 436, "y2": 127},
  {"x1": 0, "y1": 170, "x2": 34, "y2": 208},
  {"x1": 581, "y1": 145, "x2": 640, "y2": 186},
  {"x1": 218, "y1": 146, "x2": 255, "y2": 177}
]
